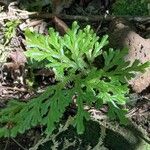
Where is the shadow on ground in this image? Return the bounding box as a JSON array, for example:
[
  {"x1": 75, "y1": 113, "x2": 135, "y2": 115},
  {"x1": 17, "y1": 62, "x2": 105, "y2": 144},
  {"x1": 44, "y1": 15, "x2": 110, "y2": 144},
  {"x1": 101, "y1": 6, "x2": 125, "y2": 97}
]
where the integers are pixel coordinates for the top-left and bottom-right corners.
[{"x1": 39, "y1": 120, "x2": 150, "y2": 150}]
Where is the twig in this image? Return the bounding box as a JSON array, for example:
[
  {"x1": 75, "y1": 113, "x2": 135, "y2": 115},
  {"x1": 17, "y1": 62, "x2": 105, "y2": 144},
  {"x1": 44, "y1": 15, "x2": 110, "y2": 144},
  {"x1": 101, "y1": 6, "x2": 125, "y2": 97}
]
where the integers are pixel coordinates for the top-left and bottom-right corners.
[
  {"x1": 1, "y1": 1, "x2": 150, "y2": 23},
  {"x1": 126, "y1": 108, "x2": 138, "y2": 117},
  {"x1": 1, "y1": 9, "x2": 150, "y2": 22},
  {"x1": 6, "y1": 86, "x2": 27, "y2": 92},
  {"x1": 0, "y1": 86, "x2": 27, "y2": 92},
  {"x1": 11, "y1": 138, "x2": 28, "y2": 150},
  {"x1": 4, "y1": 138, "x2": 9, "y2": 150},
  {"x1": 30, "y1": 13, "x2": 150, "y2": 22},
  {"x1": 96, "y1": 11, "x2": 109, "y2": 33}
]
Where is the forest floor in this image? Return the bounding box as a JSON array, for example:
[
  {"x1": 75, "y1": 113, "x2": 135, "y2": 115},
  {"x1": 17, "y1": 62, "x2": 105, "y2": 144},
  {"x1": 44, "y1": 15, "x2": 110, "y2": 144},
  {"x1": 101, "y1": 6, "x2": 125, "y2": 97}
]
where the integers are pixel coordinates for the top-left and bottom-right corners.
[{"x1": 0, "y1": 1, "x2": 150, "y2": 150}]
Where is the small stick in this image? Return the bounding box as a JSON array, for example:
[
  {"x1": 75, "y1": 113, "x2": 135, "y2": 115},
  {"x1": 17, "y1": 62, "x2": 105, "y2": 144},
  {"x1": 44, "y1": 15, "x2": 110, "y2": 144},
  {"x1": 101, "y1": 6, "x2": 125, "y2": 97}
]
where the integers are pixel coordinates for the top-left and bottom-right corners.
[
  {"x1": 11, "y1": 138, "x2": 28, "y2": 150},
  {"x1": 4, "y1": 138, "x2": 10, "y2": 150},
  {"x1": 1, "y1": 10, "x2": 150, "y2": 22}
]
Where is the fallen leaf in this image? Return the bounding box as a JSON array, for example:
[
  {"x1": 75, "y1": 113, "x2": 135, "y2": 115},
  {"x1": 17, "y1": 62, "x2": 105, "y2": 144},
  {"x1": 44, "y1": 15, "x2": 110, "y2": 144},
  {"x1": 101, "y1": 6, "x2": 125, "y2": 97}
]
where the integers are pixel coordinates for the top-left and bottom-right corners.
[
  {"x1": 9, "y1": 49, "x2": 27, "y2": 65},
  {"x1": 53, "y1": 16, "x2": 69, "y2": 35}
]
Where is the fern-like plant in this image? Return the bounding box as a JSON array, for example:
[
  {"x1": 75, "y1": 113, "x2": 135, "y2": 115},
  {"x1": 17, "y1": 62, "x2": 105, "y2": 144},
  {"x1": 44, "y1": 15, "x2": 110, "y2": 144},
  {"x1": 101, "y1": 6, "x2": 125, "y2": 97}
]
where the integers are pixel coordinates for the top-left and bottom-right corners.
[{"x1": 0, "y1": 22, "x2": 149, "y2": 138}]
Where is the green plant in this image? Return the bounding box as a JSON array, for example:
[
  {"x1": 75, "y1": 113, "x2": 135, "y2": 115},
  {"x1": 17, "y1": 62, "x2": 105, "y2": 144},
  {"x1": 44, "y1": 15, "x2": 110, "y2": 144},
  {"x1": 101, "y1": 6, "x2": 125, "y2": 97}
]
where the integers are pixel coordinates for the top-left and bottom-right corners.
[
  {"x1": 0, "y1": 22, "x2": 149, "y2": 138},
  {"x1": 112, "y1": 0, "x2": 149, "y2": 16},
  {"x1": 4, "y1": 20, "x2": 20, "y2": 45}
]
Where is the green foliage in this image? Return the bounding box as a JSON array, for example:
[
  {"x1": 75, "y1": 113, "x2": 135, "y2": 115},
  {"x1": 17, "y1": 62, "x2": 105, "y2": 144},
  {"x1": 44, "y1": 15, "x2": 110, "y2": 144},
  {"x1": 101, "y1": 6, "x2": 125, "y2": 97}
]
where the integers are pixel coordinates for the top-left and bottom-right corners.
[
  {"x1": 112, "y1": 0, "x2": 149, "y2": 16},
  {"x1": 0, "y1": 44, "x2": 10, "y2": 65},
  {"x1": 0, "y1": 22, "x2": 149, "y2": 138},
  {"x1": 4, "y1": 20, "x2": 20, "y2": 45},
  {"x1": 0, "y1": 29, "x2": 15, "y2": 66},
  {"x1": 0, "y1": 20, "x2": 20, "y2": 72}
]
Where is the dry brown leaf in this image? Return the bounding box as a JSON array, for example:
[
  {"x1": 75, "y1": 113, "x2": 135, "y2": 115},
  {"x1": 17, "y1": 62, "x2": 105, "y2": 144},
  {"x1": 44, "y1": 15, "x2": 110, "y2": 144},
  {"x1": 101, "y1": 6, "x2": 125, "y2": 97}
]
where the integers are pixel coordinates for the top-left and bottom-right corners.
[
  {"x1": 9, "y1": 49, "x2": 27, "y2": 65},
  {"x1": 4, "y1": 49, "x2": 26, "y2": 71},
  {"x1": 53, "y1": 16, "x2": 69, "y2": 35},
  {"x1": 3, "y1": 49, "x2": 27, "y2": 83}
]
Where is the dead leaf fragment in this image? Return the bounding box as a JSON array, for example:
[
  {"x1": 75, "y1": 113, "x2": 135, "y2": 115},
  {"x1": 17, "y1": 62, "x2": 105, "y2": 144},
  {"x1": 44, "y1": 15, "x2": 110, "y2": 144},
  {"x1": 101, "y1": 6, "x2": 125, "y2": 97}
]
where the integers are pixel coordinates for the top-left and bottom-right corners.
[
  {"x1": 9, "y1": 49, "x2": 27, "y2": 65},
  {"x1": 53, "y1": 16, "x2": 69, "y2": 35}
]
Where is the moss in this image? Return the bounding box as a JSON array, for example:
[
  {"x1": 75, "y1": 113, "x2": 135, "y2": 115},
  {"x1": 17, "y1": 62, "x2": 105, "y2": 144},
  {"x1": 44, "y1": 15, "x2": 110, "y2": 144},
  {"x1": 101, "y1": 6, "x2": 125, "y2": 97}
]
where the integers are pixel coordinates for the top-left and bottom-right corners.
[{"x1": 112, "y1": 0, "x2": 148, "y2": 16}]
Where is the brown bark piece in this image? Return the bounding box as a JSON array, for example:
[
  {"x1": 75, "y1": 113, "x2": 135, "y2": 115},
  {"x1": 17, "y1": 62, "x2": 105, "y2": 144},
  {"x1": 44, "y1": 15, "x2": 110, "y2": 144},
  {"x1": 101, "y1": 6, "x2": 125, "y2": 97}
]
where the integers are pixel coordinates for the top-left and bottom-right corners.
[{"x1": 109, "y1": 18, "x2": 150, "y2": 93}]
